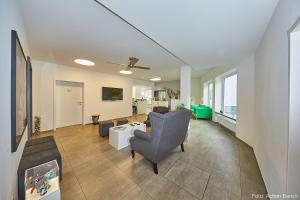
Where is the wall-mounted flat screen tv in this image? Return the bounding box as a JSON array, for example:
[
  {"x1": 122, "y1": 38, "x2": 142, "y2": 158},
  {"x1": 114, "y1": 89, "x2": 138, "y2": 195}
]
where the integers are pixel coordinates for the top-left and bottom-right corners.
[{"x1": 102, "y1": 87, "x2": 123, "y2": 101}]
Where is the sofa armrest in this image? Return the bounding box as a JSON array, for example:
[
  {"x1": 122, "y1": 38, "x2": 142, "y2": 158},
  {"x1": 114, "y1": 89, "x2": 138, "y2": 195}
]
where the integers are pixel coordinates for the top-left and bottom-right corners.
[{"x1": 134, "y1": 130, "x2": 152, "y2": 142}]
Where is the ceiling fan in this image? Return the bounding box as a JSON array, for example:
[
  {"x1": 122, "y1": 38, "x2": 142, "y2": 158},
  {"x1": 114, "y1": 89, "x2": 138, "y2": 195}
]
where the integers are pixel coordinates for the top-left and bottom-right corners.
[{"x1": 107, "y1": 57, "x2": 150, "y2": 74}]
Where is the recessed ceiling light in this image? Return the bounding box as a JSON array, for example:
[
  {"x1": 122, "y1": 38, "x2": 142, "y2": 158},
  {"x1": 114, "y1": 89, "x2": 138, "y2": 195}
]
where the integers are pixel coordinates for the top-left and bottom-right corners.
[
  {"x1": 150, "y1": 77, "x2": 161, "y2": 81},
  {"x1": 120, "y1": 69, "x2": 133, "y2": 75},
  {"x1": 74, "y1": 59, "x2": 95, "y2": 66}
]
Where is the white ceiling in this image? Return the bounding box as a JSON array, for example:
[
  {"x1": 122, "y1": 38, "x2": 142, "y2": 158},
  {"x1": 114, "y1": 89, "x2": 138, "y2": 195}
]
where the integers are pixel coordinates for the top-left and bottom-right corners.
[
  {"x1": 20, "y1": 0, "x2": 186, "y2": 81},
  {"x1": 98, "y1": 0, "x2": 278, "y2": 68},
  {"x1": 21, "y1": 0, "x2": 278, "y2": 81}
]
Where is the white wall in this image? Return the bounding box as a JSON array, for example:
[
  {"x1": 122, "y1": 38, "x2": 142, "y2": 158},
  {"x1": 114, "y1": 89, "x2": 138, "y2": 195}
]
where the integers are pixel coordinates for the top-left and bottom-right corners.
[
  {"x1": 132, "y1": 79, "x2": 155, "y2": 88},
  {"x1": 254, "y1": 0, "x2": 300, "y2": 196},
  {"x1": 236, "y1": 56, "x2": 255, "y2": 147},
  {"x1": 214, "y1": 114, "x2": 236, "y2": 132},
  {"x1": 155, "y1": 78, "x2": 202, "y2": 100},
  {"x1": 155, "y1": 80, "x2": 180, "y2": 91},
  {"x1": 288, "y1": 27, "x2": 300, "y2": 196},
  {"x1": 32, "y1": 60, "x2": 141, "y2": 131},
  {"x1": 0, "y1": 1, "x2": 30, "y2": 199},
  {"x1": 191, "y1": 78, "x2": 202, "y2": 103}
]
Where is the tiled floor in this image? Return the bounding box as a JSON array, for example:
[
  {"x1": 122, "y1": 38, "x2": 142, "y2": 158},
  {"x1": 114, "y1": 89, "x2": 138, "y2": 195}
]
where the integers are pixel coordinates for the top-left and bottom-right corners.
[{"x1": 36, "y1": 115, "x2": 267, "y2": 200}]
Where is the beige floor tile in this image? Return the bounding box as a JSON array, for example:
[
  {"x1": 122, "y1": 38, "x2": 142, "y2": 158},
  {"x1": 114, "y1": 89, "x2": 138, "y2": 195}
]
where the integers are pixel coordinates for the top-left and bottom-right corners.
[
  {"x1": 203, "y1": 183, "x2": 241, "y2": 200},
  {"x1": 141, "y1": 175, "x2": 198, "y2": 200},
  {"x1": 122, "y1": 186, "x2": 153, "y2": 200},
  {"x1": 165, "y1": 160, "x2": 210, "y2": 198},
  {"x1": 34, "y1": 116, "x2": 267, "y2": 200},
  {"x1": 80, "y1": 169, "x2": 137, "y2": 200},
  {"x1": 61, "y1": 188, "x2": 86, "y2": 200},
  {"x1": 118, "y1": 157, "x2": 155, "y2": 186}
]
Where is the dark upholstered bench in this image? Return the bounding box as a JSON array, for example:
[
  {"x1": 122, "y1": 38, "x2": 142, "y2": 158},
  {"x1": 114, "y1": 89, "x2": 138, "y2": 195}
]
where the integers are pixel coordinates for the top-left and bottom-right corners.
[
  {"x1": 18, "y1": 136, "x2": 62, "y2": 200},
  {"x1": 99, "y1": 120, "x2": 114, "y2": 137},
  {"x1": 116, "y1": 119, "x2": 129, "y2": 126},
  {"x1": 25, "y1": 136, "x2": 54, "y2": 146}
]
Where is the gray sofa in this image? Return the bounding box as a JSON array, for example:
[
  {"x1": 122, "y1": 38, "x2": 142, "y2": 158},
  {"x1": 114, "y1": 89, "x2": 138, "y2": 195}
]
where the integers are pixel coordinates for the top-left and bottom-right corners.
[
  {"x1": 130, "y1": 109, "x2": 191, "y2": 174},
  {"x1": 144, "y1": 106, "x2": 170, "y2": 127}
]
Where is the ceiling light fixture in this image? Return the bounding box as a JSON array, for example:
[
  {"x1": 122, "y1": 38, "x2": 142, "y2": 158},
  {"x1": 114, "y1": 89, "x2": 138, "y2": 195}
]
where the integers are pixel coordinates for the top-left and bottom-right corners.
[
  {"x1": 150, "y1": 76, "x2": 161, "y2": 81},
  {"x1": 74, "y1": 59, "x2": 95, "y2": 66},
  {"x1": 120, "y1": 69, "x2": 133, "y2": 75}
]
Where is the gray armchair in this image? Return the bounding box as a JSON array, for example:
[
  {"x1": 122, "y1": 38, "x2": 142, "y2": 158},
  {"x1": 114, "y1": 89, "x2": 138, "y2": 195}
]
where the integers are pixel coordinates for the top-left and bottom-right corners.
[{"x1": 129, "y1": 109, "x2": 191, "y2": 174}]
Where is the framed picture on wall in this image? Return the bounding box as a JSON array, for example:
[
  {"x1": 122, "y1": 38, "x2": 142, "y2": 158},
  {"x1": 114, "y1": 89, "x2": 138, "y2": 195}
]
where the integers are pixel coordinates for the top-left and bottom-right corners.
[{"x1": 11, "y1": 30, "x2": 27, "y2": 152}]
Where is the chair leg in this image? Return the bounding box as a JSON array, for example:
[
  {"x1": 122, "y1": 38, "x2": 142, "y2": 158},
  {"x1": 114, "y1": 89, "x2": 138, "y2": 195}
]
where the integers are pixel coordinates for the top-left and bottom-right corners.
[
  {"x1": 152, "y1": 162, "x2": 158, "y2": 174},
  {"x1": 181, "y1": 143, "x2": 185, "y2": 152},
  {"x1": 131, "y1": 150, "x2": 135, "y2": 158}
]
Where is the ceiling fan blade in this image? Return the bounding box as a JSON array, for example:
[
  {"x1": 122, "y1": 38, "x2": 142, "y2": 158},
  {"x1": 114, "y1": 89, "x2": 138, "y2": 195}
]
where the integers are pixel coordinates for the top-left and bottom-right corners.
[
  {"x1": 106, "y1": 61, "x2": 126, "y2": 66},
  {"x1": 129, "y1": 57, "x2": 139, "y2": 66},
  {"x1": 132, "y1": 66, "x2": 151, "y2": 70}
]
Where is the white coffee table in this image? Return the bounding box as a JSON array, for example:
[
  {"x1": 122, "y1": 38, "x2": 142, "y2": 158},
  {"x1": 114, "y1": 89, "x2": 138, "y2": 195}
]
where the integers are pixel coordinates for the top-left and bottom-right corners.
[{"x1": 109, "y1": 122, "x2": 146, "y2": 150}]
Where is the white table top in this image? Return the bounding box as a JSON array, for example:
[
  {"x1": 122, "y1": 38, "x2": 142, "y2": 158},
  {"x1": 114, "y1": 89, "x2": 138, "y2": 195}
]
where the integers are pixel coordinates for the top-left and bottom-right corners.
[{"x1": 110, "y1": 122, "x2": 145, "y2": 131}]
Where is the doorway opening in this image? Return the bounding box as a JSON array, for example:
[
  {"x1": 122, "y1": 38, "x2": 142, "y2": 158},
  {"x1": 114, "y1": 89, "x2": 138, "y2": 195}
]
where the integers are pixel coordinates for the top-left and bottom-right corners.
[
  {"x1": 54, "y1": 80, "x2": 84, "y2": 129},
  {"x1": 132, "y1": 85, "x2": 153, "y2": 114}
]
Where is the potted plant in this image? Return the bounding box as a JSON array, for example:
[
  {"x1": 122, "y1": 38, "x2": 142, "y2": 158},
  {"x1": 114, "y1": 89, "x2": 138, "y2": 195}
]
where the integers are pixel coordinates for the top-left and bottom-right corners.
[
  {"x1": 91, "y1": 114, "x2": 100, "y2": 125},
  {"x1": 176, "y1": 104, "x2": 185, "y2": 110}
]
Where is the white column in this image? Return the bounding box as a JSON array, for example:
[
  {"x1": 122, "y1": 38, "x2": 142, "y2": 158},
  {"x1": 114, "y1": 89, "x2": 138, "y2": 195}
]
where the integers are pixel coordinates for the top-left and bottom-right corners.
[{"x1": 180, "y1": 66, "x2": 191, "y2": 109}]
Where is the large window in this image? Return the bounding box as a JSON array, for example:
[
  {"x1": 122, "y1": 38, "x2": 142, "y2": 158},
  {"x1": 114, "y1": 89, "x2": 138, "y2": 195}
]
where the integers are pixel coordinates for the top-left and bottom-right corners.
[
  {"x1": 203, "y1": 81, "x2": 213, "y2": 108},
  {"x1": 208, "y1": 82, "x2": 213, "y2": 108},
  {"x1": 222, "y1": 74, "x2": 237, "y2": 119}
]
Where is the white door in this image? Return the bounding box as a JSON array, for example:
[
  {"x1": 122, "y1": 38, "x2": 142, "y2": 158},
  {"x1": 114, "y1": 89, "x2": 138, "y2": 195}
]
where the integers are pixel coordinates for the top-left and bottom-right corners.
[{"x1": 55, "y1": 81, "x2": 83, "y2": 128}]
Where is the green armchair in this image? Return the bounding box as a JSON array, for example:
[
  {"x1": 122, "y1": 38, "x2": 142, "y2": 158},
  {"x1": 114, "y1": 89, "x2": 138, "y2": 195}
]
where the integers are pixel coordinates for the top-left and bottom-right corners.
[{"x1": 190, "y1": 104, "x2": 212, "y2": 120}]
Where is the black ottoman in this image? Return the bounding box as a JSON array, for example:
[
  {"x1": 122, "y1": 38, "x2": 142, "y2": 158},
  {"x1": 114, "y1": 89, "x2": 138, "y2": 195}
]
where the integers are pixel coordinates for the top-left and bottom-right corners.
[
  {"x1": 117, "y1": 119, "x2": 129, "y2": 126},
  {"x1": 144, "y1": 119, "x2": 151, "y2": 127},
  {"x1": 99, "y1": 120, "x2": 114, "y2": 137}
]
